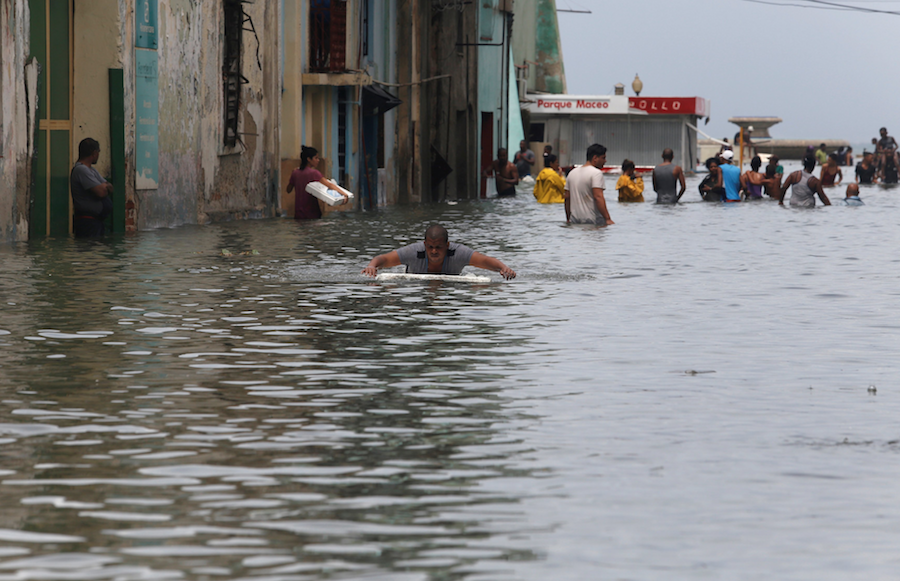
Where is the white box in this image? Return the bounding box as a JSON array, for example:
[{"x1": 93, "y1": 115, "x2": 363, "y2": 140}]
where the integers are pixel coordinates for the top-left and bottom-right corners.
[{"x1": 305, "y1": 181, "x2": 355, "y2": 206}]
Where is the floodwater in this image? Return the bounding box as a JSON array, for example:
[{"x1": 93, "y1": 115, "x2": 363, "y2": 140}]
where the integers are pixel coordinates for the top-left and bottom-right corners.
[{"x1": 1, "y1": 164, "x2": 900, "y2": 580}]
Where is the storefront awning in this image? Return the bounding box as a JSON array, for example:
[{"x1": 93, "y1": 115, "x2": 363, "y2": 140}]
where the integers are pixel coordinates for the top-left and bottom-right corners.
[{"x1": 523, "y1": 95, "x2": 708, "y2": 117}]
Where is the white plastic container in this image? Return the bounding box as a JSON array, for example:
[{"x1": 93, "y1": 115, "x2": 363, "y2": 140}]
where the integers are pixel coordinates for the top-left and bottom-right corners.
[
  {"x1": 305, "y1": 182, "x2": 356, "y2": 206},
  {"x1": 375, "y1": 272, "x2": 492, "y2": 283}
]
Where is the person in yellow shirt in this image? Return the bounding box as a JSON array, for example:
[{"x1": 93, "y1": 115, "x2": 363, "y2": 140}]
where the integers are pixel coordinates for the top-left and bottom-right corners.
[
  {"x1": 616, "y1": 159, "x2": 644, "y2": 202},
  {"x1": 533, "y1": 154, "x2": 566, "y2": 204}
]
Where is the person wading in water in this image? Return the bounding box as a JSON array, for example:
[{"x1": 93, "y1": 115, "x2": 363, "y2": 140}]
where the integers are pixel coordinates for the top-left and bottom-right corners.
[
  {"x1": 779, "y1": 156, "x2": 831, "y2": 208},
  {"x1": 362, "y1": 224, "x2": 517, "y2": 279},
  {"x1": 652, "y1": 148, "x2": 686, "y2": 204},
  {"x1": 483, "y1": 148, "x2": 519, "y2": 197}
]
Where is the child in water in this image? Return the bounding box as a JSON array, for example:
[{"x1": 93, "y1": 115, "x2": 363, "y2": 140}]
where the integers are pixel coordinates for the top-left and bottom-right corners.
[
  {"x1": 532, "y1": 154, "x2": 566, "y2": 204},
  {"x1": 616, "y1": 160, "x2": 644, "y2": 202}
]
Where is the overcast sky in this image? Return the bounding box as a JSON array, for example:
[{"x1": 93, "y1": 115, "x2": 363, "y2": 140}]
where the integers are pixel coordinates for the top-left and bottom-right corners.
[{"x1": 557, "y1": 0, "x2": 900, "y2": 144}]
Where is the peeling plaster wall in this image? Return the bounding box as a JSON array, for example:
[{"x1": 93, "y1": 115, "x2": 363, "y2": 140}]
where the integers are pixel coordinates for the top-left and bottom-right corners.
[
  {"x1": 0, "y1": 0, "x2": 31, "y2": 242},
  {"x1": 280, "y1": 0, "x2": 303, "y2": 214},
  {"x1": 147, "y1": 0, "x2": 204, "y2": 229},
  {"x1": 141, "y1": 0, "x2": 279, "y2": 230},
  {"x1": 120, "y1": 0, "x2": 136, "y2": 230}
]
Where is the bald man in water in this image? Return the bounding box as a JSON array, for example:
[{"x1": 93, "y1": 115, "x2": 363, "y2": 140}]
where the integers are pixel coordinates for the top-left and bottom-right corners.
[
  {"x1": 362, "y1": 224, "x2": 516, "y2": 279},
  {"x1": 652, "y1": 148, "x2": 686, "y2": 204},
  {"x1": 841, "y1": 183, "x2": 864, "y2": 206}
]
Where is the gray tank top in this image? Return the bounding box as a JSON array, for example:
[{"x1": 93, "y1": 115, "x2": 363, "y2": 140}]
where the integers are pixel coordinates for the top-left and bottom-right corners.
[
  {"x1": 790, "y1": 170, "x2": 816, "y2": 208},
  {"x1": 653, "y1": 164, "x2": 678, "y2": 204}
]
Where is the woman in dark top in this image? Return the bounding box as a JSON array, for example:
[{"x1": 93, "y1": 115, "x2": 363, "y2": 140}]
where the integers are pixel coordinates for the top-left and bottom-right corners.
[
  {"x1": 819, "y1": 154, "x2": 842, "y2": 187},
  {"x1": 740, "y1": 155, "x2": 770, "y2": 199},
  {"x1": 855, "y1": 152, "x2": 878, "y2": 184},
  {"x1": 698, "y1": 157, "x2": 725, "y2": 202},
  {"x1": 286, "y1": 145, "x2": 348, "y2": 219}
]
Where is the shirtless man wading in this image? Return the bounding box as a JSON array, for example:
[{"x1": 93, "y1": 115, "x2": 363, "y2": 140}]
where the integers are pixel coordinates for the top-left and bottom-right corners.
[{"x1": 483, "y1": 148, "x2": 519, "y2": 197}]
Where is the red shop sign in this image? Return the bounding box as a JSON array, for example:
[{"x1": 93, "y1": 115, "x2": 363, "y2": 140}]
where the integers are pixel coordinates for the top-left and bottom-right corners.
[{"x1": 628, "y1": 97, "x2": 708, "y2": 116}]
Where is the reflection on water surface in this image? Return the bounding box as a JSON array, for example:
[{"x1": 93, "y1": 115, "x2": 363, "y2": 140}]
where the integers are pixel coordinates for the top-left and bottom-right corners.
[{"x1": 2, "y1": 169, "x2": 900, "y2": 579}]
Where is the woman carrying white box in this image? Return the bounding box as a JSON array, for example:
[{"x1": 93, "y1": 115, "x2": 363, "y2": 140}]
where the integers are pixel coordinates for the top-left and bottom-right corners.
[{"x1": 286, "y1": 145, "x2": 350, "y2": 220}]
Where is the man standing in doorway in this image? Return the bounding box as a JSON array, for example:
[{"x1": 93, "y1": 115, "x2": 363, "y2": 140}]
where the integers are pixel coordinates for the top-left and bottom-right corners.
[
  {"x1": 514, "y1": 140, "x2": 535, "y2": 178},
  {"x1": 543, "y1": 144, "x2": 553, "y2": 161},
  {"x1": 718, "y1": 149, "x2": 741, "y2": 202},
  {"x1": 652, "y1": 148, "x2": 686, "y2": 204},
  {"x1": 483, "y1": 148, "x2": 519, "y2": 197},
  {"x1": 70, "y1": 138, "x2": 113, "y2": 237},
  {"x1": 564, "y1": 143, "x2": 614, "y2": 225}
]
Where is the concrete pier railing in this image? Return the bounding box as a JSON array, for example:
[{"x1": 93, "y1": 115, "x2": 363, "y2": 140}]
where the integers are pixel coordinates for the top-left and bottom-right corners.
[{"x1": 699, "y1": 138, "x2": 852, "y2": 162}]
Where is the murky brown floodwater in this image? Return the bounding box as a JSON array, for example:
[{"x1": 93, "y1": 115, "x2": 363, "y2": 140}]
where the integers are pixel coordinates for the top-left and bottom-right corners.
[{"x1": 1, "y1": 164, "x2": 900, "y2": 580}]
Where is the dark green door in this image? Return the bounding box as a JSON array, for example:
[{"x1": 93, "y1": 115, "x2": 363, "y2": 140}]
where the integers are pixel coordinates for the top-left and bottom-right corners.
[{"x1": 30, "y1": 0, "x2": 71, "y2": 238}]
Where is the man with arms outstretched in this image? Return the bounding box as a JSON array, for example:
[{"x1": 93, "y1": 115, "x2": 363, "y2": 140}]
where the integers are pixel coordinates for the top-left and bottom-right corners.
[{"x1": 362, "y1": 224, "x2": 516, "y2": 279}]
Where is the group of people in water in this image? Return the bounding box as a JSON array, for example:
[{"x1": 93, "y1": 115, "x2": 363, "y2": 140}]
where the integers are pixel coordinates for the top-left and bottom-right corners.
[
  {"x1": 278, "y1": 133, "x2": 893, "y2": 280},
  {"x1": 698, "y1": 150, "x2": 845, "y2": 207},
  {"x1": 289, "y1": 134, "x2": 882, "y2": 230},
  {"x1": 861, "y1": 127, "x2": 900, "y2": 184},
  {"x1": 699, "y1": 132, "x2": 898, "y2": 207},
  {"x1": 358, "y1": 137, "x2": 877, "y2": 279},
  {"x1": 484, "y1": 136, "x2": 883, "y2": 215},
  {"x1": 286, "y1": 135, "x2": 887, "y2": 278},
  {"x1": 482, "y1": 143, "x2": 867, "y2": 221}
]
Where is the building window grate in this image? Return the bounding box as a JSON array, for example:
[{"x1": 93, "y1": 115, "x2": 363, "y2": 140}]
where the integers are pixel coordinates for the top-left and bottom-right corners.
[
  {"x1": 362, "y1": 0, "x2": 369, "y2": 57},
  {"x1": 223, "y1": 0, "x2": 243, "y2": 148}
]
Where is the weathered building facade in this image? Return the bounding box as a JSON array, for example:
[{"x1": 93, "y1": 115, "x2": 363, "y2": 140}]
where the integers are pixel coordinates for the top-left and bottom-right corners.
[
  {"x1": 283, "y1": 0, "x2": 507, "y2": 207},
  {"x1": 0, "y1": 0, "x2": 516, "y2": 243},
  {"x1": 0, "y1": 0, "x2": 34, "y2": 241},
  {"x1": 1, "y1": 0, "x2": 280, "y2": 242}
]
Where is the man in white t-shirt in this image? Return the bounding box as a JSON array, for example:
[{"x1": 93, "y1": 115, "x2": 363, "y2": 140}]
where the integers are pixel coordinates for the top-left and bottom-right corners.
[{"x1": 564, "y1": 143, "x2": 614, "y2": 225}]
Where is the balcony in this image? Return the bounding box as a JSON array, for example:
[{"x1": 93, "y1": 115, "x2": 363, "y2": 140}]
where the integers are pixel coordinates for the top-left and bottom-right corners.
[{"x1": 309, "y1": 0, "x2": 346, "y2": 73}]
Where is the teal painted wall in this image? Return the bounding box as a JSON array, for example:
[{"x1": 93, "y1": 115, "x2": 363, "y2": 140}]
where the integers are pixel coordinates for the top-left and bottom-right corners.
[
  {"x1": 507, "y1": 45, "x2": 524, "y2": 148},
  {"x1": 511, "y1": 0, "x2": 566, "y2": 95},
  {"x1": 477, "y1": 1, "x2": 509, "y2": 152}
]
